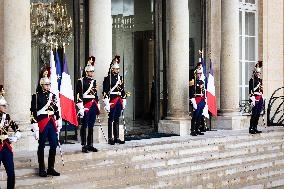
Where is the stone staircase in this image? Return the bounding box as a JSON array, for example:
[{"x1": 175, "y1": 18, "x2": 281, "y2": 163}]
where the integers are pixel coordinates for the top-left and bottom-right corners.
[{"x1": 1, "y1": 127, "x2": 284, "y2": 189}]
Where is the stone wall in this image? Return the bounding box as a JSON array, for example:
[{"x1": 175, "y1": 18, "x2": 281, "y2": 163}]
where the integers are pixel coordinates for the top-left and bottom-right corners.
[{"x1": 262, "y1": 0, "x2": 284, "y2": 99}]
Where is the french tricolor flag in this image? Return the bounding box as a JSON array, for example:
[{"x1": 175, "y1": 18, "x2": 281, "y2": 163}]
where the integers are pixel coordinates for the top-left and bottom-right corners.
[
  {"x1": 206, "y1": 60, "x2": 217, "y2": 116},
  {"x1": 59, "y1": 55, "x2": 78, "y2": 126}
]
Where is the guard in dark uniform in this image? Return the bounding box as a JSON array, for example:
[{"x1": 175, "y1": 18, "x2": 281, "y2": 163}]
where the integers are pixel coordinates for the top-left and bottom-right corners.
[
  {"x1": 103, "y1": 55, "x2": 126, "y2": 145},
  {"x1": 189, "y1": 67, "x2": 205, "y2": 136},
  {"x1": 30, "y1": 75, "x2": 61, "y2": 177},
  {"x1": 190, "y1": 62, "x2": 208, "y2": 133},
  {"x1": 76, "y1": 56, "x2": 99, "y2": 153},
  {"x1": 249, "y1": 61, "x2": 264, "y2": 134},
  {"x1": 0, "y1": 87, "x2": 21, "y2": 189}
]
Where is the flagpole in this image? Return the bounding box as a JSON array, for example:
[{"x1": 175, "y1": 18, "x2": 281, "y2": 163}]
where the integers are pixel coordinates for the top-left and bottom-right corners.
[{"x1": 63, "y1": 43, "x2": 69, "y2": 144}]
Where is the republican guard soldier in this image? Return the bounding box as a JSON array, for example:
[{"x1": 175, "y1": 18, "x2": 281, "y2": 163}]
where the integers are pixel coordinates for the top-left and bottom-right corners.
[
  {"x1": 0, "y1": 86, "x2": 21, "y2": 189},
  {"x1": 76, "y1": 56, "x2": 99, "y2": 153},
  {"x1": 103, "y1": 55, "x2": 126, "y2": 145},
  {"x1": 189, "y1": 67, "x2": 206, "y2": 136},
  {"x1": 30, "y1": 74, "x2": 61, "y2": 177},
  {"x1": 249, "y1": 61, "x2": 264, "y2": 134}
]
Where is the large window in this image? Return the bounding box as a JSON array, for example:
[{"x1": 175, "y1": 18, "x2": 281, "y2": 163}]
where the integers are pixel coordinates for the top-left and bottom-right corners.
[{"x1": 239, "y1": 0, "x2": 258, "y2": 103}]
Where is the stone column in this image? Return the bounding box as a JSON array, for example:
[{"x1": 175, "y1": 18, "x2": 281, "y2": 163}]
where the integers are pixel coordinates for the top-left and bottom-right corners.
[
  {"x1": 3, "y1": 0, "x2": 35, "y2": 151},
  {"x1": 213, "y1": 0, "x2": 243, "y2": 130},
  {"x1": 159, "y1": 0, "x2": 190, "y2": 136},
  {"x1": 0, "y1": 0, "x2": 4, "y2": 84},
  {"x1": 89, "y1": 0, "x2": 112, "y2": 142}
]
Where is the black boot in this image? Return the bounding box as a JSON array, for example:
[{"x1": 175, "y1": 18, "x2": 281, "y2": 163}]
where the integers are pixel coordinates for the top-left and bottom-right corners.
[
  {"x1": 80, "y1": 126, "x2": 87, "y2": 146},
  {"x1": 37, "y1": 148, "x2": 47, "y2": 177},
  {"x1": 108, "y1": 120, "x2": 115, "y2": 145},
  {"x1": 87, "y1": 145, "x2": 98, "y2": 152},
  {"x1": 199, "y1": 117, "x2": 207, "y2": 132},
  {"x1": 114, "y1": 121, "x2": 125, "y2": 144},
  {"x1": 82, "y1": 145, "x2": 89, "y2": 153},
  {"x1": 7, "y1": 172, "x2": 15, "y2": 189},
  {"x1": 195, "y1": 119, "x2": 204, "y2": 135},
  {"x1": 196, "y1": 130, "x2": 204, "y2": 135},
  {"x1": 254, "y1": 116, "x2": 262, "y2": 133},
  {"x1": 108, "y1": 138, "x2": 115, "y2": 145},
  {"x1": 190, "y1": 118, "x2": 197, "y2": 136},
  {"x1": 47, "y1": 149, "x2": 60, "y2": 176},
  {"x1": 87, "y1": 127, "x2": 98, "y2": 152},
  {"x1": 249, "y1": 117, "x2": 256, "y2": 134}
]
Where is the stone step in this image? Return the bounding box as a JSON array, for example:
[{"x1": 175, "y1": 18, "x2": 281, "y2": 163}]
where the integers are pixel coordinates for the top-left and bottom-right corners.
[
  {"x1": 170, "y1": 164, "x2": 284, "y2": 189},
  {"x1": 155, "y1": 151, "x2": 284, "y2": 177},
  {"x1": 0, "y1": 128, "x2": 282, "y2": 188},
  {"x1": 12, "y1": 133, "x2": 284, "y2": 170},
  {"x1": 9, "y1": 136, "x2": 283, "y2": 181},
  {"x1": 6, "y1": 141, "x2": 284, "y2": 188},
  {"x1": 14, "y1": 129, "x2": 284, "y2": 159},
  {"x1": 136, "y1": 141, "x2": 284, "y2": 170},
  {"x1": 131, "y1": 136, "x2": 284, "y2": 164},
  {"x1": 12, "y1": 166, "x2": 157, "y2": 189},
  {"x1": 240, "y1": 174, "x2": 284, "y2": 189},
  {"x1": 130, "y1": 153, "x2": 284, "y2": 189}
]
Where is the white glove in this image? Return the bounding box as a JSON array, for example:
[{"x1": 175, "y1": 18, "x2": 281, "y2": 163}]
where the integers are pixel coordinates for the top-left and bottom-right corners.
[
  {"x1": 8, "y1": 136, "x2": 18, "y2": 143},
  {"x1": 78, "y1": 109, "x2": 85, "y2": 118},
  {"x1": 262, "y1": 95, "x2": 266, "y2": 101},
  {"x1": 190, "y1": 98, "x2": 197, "y2": 110},
  {"x1": 56, "y1": 119, "x2": 63, "y2": 131},
  {"x1": 97, "y1": 103, "x2": 101, "y2": 111},
  {"x1": 123, "y1": 99, "x2": 127, "y2": 109},
  {"x1": 250, "y1": 96, "x2": 256, "y2": 107},
  {"x1": 76, "y1": 102, "x2": 84, "y2": 110},
  {"x1": 104, "y1": 105, "x2": 110, "y2": 113},
  {"x1": 14, "y1": 131, "x2": 21, "y2": 140},
  {"x1": 31, "y1": 123, "x2": 39, "y2": 140},
  {"x1": 77, "y1": 102, "x2": 85, "y2": 118},
  {"x1": 103, "y1": 98, "x2": 110, "y2": 113}
]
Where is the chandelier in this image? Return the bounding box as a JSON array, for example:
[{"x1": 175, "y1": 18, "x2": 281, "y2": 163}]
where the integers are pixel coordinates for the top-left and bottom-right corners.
[{"x1": 30, "y1": 1, "x2": 73, "y2": 64}]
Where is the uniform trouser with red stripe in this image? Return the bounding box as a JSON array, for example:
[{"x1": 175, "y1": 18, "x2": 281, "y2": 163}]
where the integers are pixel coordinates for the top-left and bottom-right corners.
[
  {"x1": 191, "y1": 99, "x2": 206, "y2": 133},
  {"x1": 250, "y1": 97, "x2": 263, "y2": 131},
  {"x1": 0, "y1": 144, "x2": 15, "y2": 189},
  {"x1": 38, "y1": 120, "x2": 58, "y2": 172},
  {"x1": 108, "y1": 100, "x2": 122, "y2": 140},
  {"x1": 81, "y1": 103, "x2": 97, "y2": 146}
]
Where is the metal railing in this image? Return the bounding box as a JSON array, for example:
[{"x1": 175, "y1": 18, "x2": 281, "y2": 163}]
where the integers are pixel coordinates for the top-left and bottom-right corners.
[{"x1": 267, "y1": 87, "x2": 284, "y2": 126}]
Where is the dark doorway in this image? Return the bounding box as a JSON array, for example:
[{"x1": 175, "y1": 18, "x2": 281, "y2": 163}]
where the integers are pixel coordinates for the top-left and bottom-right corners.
[{"x1": 131, "y1": 30, "x2": 155, "y2": 134}]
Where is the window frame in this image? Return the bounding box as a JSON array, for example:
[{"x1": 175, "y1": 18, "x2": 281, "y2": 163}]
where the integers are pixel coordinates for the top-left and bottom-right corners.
[{"x1": 239, "y1": 0, "x2": 258, "y2": 104}]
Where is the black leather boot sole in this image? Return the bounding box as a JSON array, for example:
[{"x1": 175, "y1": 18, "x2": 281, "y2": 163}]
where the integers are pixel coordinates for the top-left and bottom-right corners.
[
  {"x1": 115, "y1": 139, "x2": 125, "y2": 144},
  {"x1": 38, "y1": 170, "x2": 47, "y2": 177},
  {"x1": 108, "y1": 139, "x2": 115, "y2": 145},
  {"x1": 254, "y1": 129, "x2": 262, "y2": 133},
  {"x1": 190, "y1": 132, "x2": 197, "y2": 136},
  {"x1": 47, "y1": 168, "x2": 60, "y2": 176},
  {"x1": 87, "y1": 146, "x2": 98, "y2": 152},
  {"x1": 82, "y1": 146, "x2": 89, "y2": 153}
]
